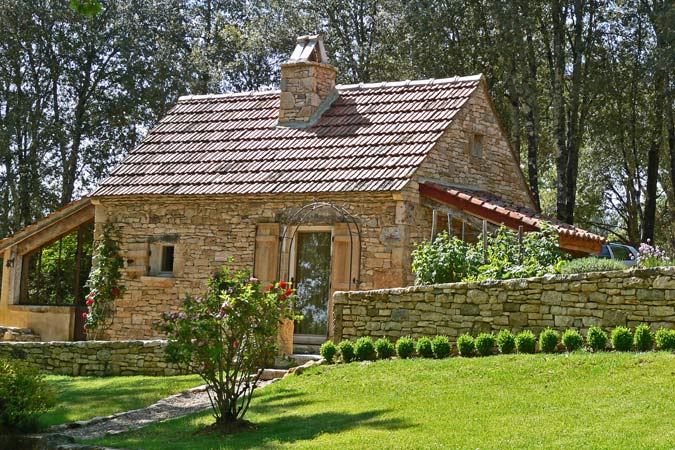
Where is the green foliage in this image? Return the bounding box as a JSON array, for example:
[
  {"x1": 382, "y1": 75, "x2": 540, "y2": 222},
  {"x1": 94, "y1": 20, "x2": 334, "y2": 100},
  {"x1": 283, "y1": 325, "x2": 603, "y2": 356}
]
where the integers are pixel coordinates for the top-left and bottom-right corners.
[
  {"x1": 85, "y1": 224, "x2": 125, "y2": 338},
  {"x1": 587, "y1": 327, "x2": 608, "y2": 352},
  {"x1": 69, "y1": 0, "x2": 103, "y2": 16},
  {"x1": 558, "y1": 257, "x2": 627, "y2": 274},
  {"x1": 0, "y1": 359, "x2": 55, "y2": 432},
  {"x1": 611, "y1": 326, "x2": 634, "y2": 352},
  {"x1": 655, "y1": 328, "x2": 675, "y2": 351},
  {"x1": 320, "y1": 341, "x2": 338, "y2": 364},
  {"x1": 515, "y1": 331, "x2": 536, "y2": 354},
  {"x1": 496, "y1": 329, "x2": 516, "y2": 354},
  {"x1": 474, "y1": 333, "x2": 496, "y2": 356},
  {"x1": 416, "y1": 337, "x2": 434, "y2": 358},
  {"x1": 154, "y1": 267, "x2": 297, "y2": 427},
  {"x1": 633, "y1": 324, "x2": 654, "y2": 352},
  {"x1": 412, "y1": 225, "x2": 567, "y2": 284},
  {"x1": 431, "y1": 335, "x2": 451, "y2": 359},
  {"x1": 374, "y1": 338, "x2": 395, "y2": 360},
  {"x1": 412, "y1": 232, "x2": 480, "y2": 284},
  {"x1": 637, "y1": 242, "x2": 671, "y2": 268},
  {"x1": 395, "y1": 336, "x2": 415, "y2": 359},
  {"x1": 338, "y1": 341, "x2": 355, "y2": 363},
  {"x1": 539, "y1": 328, "x2": 559, "y2": 353},
  {"x1": 456, "y1": 334, "x2": 475, "y2": 357},
  {"x1": 562, "y1": 329, "x2": 584, "y2": 352},
  {"x1": 354, "y1": 337, "x2": 377, "y2": 361}
]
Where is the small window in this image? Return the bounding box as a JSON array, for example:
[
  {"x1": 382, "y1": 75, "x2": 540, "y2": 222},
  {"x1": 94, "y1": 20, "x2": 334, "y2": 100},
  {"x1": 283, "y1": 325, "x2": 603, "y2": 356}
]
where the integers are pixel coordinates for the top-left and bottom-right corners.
[
  {"x1": 472, "y1": 134, "x2": 483, "y2": 157},
  {"x1": 160, "y1": 246, "x2": 175, "y2": 273}
]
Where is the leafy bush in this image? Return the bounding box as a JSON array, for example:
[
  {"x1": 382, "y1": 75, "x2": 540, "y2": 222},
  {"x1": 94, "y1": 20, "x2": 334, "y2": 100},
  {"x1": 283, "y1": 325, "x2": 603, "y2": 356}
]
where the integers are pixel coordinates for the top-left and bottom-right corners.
[
  {"x1": 475, "y1": 333, "x2": 496, "y2": 356},
  {"x1": 655, "y1": 328, "x2": 675, "y2": 351},
  {"x1": 539, "y1": 328, "x2": 559, "y2": 353},
  {"x1": 395, "y1": 336, "x2": 415, "y2": 359},
  {"x1": 611, "y1": 326, "x2": 633, "y2": 352},
  {"x1": 457, "y1": 334, "x2": 475, "y2": 357},
  {"x1": 155, "y1": 267, "x2": 298, "y2": 429},
  {"x1": 515, "y1": 330, "x2": 537, "y2": 354},
  {"x1": 558, "y1": 257, "x2": 626, "y2": 274},
  {"x1": 587, "y1": 327, "x2": 608, "y2": 352},
  {"x1": 338, "y1": 340, "x2": 355, "y2": 363},
  {"x1": 412, "y1": 232, "x2": 480, "y2": 284},
  {"x1": 374, "y1": 338, "x2": 395, "y2": 360},
  {"x1": 561, "y1": 329, "x2": 584, "y2": 352},
  {"x1": 320, "y1": 341, "x2": 338, "y2": 363},
  {"x1": 431, "y1": 335, "x2": 451, "y2": 359},
  {"x1": 354, "y1": 337, "x2": 377, "y2": 361},
  {"x1": 0, "y1": 359, "x2": 55, "y2": 432},
  {"x1": 497, "y1": 329, "x2": 516, "y2": 354},
  {"x1": 416, "y1": 337, "x2": 434, "y2": 358},
  {"x1": 633, "y1": 324, "x2": 654, "y2": 352},
  {"x1": 637, "y1": 241, "x2": 671, "y2": 268}
]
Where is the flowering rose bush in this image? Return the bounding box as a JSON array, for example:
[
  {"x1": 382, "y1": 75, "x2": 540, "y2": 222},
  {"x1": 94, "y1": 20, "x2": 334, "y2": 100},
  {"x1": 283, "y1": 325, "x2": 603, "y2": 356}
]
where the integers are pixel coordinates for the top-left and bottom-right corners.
[
  {"x1": 155, "y1": 266, "x2": 299, "y2": 431},
  {"x1": 84, "y1": 224, "x2": 125, "y2": 339},
  {"x1": 637, "y1": 240, "x2": 671, "y2": 268}
]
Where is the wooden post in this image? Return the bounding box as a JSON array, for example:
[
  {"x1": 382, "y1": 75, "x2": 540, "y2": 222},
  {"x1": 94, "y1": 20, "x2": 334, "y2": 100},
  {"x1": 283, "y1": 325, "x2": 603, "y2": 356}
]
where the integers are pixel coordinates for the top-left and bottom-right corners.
[
  {"x1": 518, "y1": 225, "x2": 524, "y2": 264},
  {"x1": 482, "y1": 220, "x2": 488, "y2": 263},
  {"x1": 447, "y1": 213, "x2": 453, "y2": 237},
  {"x1": 431, "y1": 209, "x2": 438, "y2": 242},
  {"x1": 461, "y1": 221, "x2": 466, "y2": 241}
]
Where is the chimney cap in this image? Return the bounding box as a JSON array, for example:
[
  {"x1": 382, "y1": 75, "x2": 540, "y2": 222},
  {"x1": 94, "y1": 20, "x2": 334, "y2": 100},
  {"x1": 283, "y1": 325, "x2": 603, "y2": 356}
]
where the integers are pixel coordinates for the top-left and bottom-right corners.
[{"x1": 287, "y1": 34, "x2": 329, "y2": 64}]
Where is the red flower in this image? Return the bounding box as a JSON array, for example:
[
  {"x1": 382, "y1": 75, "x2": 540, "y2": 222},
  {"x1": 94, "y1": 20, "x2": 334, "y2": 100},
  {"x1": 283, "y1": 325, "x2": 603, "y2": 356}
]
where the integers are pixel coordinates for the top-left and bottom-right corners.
[
  {"x1": 268, "y1": 284, "x2": 275, "y2": 291},
  {"x1": 86, "y1": 298, "x2": 94, "y2": 306},
  {"x1": 82, "y1": 312, "x2": 88, "y2": 319},
  {"x1": 285, "y1": 288, "x2": 293, "y2": 297},
  {"x1": 111, "y1": 287, "x2": 120, "y2": 297},
  {"x1": 233, "y1": 340, "x2": 239, "y2": 348},
  {"x1": 279, "y1": 281, "x2": 287, "y2": 289},
  {"x1": 281, "y1": 294, "x2": 287, "y2": 301}
]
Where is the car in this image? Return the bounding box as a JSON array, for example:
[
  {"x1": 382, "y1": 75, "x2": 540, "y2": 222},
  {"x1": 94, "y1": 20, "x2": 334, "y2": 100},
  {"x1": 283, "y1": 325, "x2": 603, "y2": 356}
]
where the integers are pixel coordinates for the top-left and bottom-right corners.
[{"x1": 595, "y1": 243, "x2": 638, "y2": 266}]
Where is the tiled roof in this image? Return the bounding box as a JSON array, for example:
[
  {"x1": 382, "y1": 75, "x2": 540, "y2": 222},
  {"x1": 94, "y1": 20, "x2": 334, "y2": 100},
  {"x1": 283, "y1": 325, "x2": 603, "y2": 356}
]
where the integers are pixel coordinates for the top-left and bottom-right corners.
[
  {"x1": 420, "y1": 182, "x2": 606, "y2": 246},
  {"x1": 92, "y1": 76, "x2": 482, "y2": 196}
]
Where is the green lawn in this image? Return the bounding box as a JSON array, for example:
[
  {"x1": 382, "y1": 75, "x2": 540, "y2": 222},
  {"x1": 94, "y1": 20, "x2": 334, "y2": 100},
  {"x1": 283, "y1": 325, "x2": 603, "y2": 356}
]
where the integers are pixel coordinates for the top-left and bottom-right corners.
[
  {"x1": 88, "y1": 352, "x2": 675, "y2": 449},
  {"x1": 40, "y1": 374, "x2": 203, "y2": 428}
]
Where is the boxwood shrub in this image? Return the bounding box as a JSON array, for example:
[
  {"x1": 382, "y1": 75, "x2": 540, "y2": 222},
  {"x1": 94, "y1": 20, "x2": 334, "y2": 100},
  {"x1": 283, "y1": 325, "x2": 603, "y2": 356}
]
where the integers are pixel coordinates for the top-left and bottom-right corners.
[
  {"x1": 587, "y1": 326, "x2": 608, "y2": 352},
  {"x1": 416, "y1": 337, "x2": 434, "y2": 358},
  {"x1": 515, "y1": 330, "x2": 536, "y2": 354},
  {"x1": 539, "y1": 328, "x2": 559, "y2": 353},
  {"x1": 561, "y1": 329, "x2": 584, "y2": 352},
  {"x1": 655, "y1": 328, "x2": 675, "y2": 351},
  {"x1": 633, "y1": 324, "x2": 654, "y2": 352},
  {"x1": 611, "y1": 326, "x2": 633, "y2": 352},
  {"x1": 320, "y1": 341, "x2": 338, "y2": 363},
  {"x1": 396, "y1": 336, "x2": 416, "y2": 359},
  {"x1": 374, "y1": 338, "x2": 395, "y2": 359},
  {"x1": 338, "y1": 340, "x2": 355, "y2": 363},
  {"x1": 497, "y1": 329, "x2": 516, "y2": 354},
  {"x1": 354, "y1": 337, "x2": 377, "y2": 361},
  {"x1": 457, "y1": 334, "x2": 475, "y2": 357},
  {"x1": 0, "y1": 358, "x2": 55, "y2": 431},
  {"x1": 474, "y1": 333, "x2": 496, "y2": 357},
  {"x1": 431, "y1": 335, "x2": 451, "y2": 359}
]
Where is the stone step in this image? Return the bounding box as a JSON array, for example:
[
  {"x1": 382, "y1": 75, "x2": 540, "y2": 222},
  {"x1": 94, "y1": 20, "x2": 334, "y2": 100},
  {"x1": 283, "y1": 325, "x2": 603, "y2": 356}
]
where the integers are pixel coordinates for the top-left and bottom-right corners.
[
  {"x1": 293, "y1": 334, "x2": 327, "y2": 345},
  {"x1": 290, "y1": 353, "x2": 323, "y2": 365},
  {"x1": 292, "y1": 343, "x2": 322, "y2": 354},
  {"x1": 260, "y1": 368, "x2": 288, "y2": 380}
]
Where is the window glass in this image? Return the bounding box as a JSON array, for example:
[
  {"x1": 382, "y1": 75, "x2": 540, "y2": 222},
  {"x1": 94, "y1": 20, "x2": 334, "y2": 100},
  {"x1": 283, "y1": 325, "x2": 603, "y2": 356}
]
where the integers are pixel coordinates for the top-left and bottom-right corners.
[
  {"x1": 597, "y1": 245, "x2": 611, "y2": 258},
  {"x1": 161, "y1": 246, "x2": 175, "y2": 273},
  {"x1": 610, "y1": 245, "x2": 632, "y2": 261}
]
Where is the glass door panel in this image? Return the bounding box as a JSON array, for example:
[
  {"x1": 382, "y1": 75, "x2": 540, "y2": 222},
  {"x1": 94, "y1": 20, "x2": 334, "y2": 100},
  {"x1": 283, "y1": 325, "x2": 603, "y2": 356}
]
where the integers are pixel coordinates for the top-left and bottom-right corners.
[{"x1": 294, "y1": 231, "x2": 332, "y2": 335}]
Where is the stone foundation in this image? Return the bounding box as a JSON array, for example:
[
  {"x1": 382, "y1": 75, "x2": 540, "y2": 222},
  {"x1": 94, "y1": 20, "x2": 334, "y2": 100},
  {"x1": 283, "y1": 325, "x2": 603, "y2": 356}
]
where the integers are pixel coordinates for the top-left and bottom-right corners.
[
  {"x1": 0, "y1": 340, "x2": 183, "y2": 376},
  {"x1": 334, "y1": 267, "x2": 675, "y2": 341}
]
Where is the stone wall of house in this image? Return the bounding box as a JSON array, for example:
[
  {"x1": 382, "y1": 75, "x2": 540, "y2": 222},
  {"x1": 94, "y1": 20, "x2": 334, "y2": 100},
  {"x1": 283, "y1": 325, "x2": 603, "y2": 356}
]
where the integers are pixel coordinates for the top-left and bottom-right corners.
[
  {"x1": 0, "y1": 340, "x2": 182, "y2": 376},
  {"x1": 414, "y1": 81, "x2": 535, "y2": 209},
  {"x1": 96, "y1": 192, "x2": 417, "y2": 340},
  {"x1": 333, "y1": 267, "x2": 675, "y2": 341}
]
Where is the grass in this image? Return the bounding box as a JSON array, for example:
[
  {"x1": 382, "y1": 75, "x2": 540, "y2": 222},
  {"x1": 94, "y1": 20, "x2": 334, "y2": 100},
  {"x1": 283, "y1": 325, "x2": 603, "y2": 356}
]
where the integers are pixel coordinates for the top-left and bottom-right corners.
[
  {"x1": 39, "y1": 374, "x2": 203, "y2": 428},
  {"x1": 88, "y1": 352, "x2": 675, "y2": 449}
]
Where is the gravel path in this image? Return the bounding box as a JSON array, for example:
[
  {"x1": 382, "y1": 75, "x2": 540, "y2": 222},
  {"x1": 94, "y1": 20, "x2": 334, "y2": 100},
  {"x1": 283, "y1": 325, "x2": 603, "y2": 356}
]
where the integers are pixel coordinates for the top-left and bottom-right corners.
[{"x1": 47, "y1": 378, "x2": 280, "y2": 441}]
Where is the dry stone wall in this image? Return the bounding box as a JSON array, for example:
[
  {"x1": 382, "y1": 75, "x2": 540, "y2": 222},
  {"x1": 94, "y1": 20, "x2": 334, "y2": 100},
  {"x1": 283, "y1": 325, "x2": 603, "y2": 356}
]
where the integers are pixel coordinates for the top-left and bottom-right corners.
[
  {"x1": 334, "y1": 267, "x2": 675, "y2": 341},
  {"x1": 0, "y1": 340, "x2": 182, "y2": 376}
]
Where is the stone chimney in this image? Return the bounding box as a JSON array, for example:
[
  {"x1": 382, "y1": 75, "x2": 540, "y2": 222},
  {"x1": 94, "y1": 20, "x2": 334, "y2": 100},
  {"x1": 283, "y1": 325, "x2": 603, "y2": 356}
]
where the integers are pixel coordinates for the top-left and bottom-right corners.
[{"x1": 278, "y1": 35, "x2": 338, "y2": 127}]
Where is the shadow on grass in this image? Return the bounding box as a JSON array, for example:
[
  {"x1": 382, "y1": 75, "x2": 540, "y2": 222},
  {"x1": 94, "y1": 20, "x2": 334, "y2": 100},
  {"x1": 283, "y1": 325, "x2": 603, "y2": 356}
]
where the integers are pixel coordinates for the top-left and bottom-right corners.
[{"x1": 221, "y1": 409, "x2": 411, "y2": 448}]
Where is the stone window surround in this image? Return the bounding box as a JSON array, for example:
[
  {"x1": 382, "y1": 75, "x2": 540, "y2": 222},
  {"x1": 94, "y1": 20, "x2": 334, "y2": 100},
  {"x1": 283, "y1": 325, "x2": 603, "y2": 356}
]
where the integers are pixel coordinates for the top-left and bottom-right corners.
[{"x1": 140, "y1": 239, "x2": 185, "y2": 288}]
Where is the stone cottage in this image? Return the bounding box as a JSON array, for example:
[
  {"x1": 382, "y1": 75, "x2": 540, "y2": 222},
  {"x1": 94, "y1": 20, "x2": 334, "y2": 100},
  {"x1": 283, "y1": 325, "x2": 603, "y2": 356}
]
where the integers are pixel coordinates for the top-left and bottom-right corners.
[{"x1": 0, "y1": 35, "x2": 604, "y2": 343}]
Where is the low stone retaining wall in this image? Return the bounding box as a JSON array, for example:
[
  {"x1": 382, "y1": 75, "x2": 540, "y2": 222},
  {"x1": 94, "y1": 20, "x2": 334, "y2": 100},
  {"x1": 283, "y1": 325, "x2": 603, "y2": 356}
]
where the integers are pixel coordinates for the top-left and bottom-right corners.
[
  {"x1": 0, "y1": 340, "x2": 184, "y2": 376},
  {"x1": 333, "y1": 267, "x2": 675, "y2": 341}
]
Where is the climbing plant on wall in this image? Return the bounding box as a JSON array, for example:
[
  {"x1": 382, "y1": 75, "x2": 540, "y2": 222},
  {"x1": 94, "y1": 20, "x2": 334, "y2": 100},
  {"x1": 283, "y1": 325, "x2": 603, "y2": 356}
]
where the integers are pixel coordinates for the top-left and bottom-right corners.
[{"x1": 84, "y1": 224, "x2": 125, "y2": 339}]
